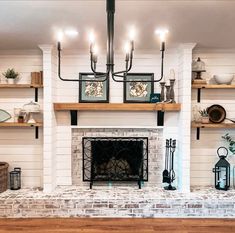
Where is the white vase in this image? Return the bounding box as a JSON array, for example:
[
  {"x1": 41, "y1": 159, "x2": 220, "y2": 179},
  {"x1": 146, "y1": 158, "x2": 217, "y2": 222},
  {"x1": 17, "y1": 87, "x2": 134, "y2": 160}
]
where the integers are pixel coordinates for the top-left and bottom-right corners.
[
  {"x1": 201, "y1": 117, "x2": 209, "y2": 124},
  {"x1": 7, "y1": 79, "x2": 15, "y2": 84}
]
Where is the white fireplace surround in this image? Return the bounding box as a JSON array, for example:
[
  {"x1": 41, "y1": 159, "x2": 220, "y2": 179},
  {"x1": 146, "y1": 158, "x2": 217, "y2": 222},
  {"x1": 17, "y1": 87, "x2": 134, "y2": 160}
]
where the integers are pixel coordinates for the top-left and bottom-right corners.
[{"x1": 36, "y1": 43, "x2": 195, "y2": 193}]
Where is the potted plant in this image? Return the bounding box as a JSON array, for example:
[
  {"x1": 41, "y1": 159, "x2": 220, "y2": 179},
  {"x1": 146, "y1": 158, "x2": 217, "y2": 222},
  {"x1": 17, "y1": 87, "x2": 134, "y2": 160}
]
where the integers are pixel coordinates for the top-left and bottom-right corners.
[
  {"x1": 2, "y1": 68, "x2": 19, "y2": 84},
  {"x1": 222, "y1": 133, "x2": 235, "y2": 154},
  {"x1": 199, "y1": 108, "x2": 209, "y2": 124}
]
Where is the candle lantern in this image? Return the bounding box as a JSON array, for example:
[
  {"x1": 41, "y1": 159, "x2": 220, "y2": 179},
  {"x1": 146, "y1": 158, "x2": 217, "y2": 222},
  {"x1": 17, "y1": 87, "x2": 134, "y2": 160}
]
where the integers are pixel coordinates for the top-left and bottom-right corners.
[
  {"x1": 10, "y1": 167, "x2": 21, "y2": 190},
  {"x1": 213, "y1": 147, "x2": 230, "y2": 191}
]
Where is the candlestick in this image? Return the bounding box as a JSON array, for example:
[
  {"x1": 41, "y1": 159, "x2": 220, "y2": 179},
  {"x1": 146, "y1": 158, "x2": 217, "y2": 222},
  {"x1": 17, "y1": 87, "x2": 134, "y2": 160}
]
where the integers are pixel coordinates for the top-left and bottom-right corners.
[
  {"x1": 160, "y1": 82, "x2": 166, "y2": 102},
  {"x1": 169, "y1": 79, "x2": 175, "y2": 103},
  {"x1": 131, "y1": 40, "x2": 134, "y2": 51},
  {"x1": 125, "y1": 53, "x2": 130, "y2": 62},
  {"x1": 160, "y1": 41, "x2": 165, "y2": 52},
  {"x1": 90, "y1": 43, "x2": 94, "y2": 53},
  {"x1": 57, "y1": 41, "x2": 61, "y2": 51},
  {"x1": 165, "y1": 85, "x2": 171, "y2": 102}
]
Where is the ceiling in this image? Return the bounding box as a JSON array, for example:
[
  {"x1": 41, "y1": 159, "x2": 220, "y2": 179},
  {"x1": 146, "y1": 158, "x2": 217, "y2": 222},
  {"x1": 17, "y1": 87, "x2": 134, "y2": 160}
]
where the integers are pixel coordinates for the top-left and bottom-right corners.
[{"x1": 0, "y1": 0, "x2": 235, "y2": 50}]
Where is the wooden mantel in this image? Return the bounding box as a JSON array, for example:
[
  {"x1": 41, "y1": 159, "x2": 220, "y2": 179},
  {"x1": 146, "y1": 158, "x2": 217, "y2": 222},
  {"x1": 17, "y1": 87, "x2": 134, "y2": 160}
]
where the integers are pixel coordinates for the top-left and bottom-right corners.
[
  {"x1": 53, "y1": 103, "x2": 181, "y2": 112},
  {"x1": 54, "y1": 103, "x2": 181, "y2": 127}
]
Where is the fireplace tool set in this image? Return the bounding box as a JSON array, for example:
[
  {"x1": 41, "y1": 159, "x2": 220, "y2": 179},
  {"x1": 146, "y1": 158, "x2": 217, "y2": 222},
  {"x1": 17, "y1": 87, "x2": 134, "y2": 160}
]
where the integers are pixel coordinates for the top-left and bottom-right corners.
[{"x1": 162, "y1": 138, "x2": 176, "y2": 190}]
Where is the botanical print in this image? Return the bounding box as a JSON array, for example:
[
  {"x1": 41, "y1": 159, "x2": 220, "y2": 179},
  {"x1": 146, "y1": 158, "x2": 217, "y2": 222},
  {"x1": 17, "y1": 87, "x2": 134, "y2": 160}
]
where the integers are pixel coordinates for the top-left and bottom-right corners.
[
  {"x1": 123, "y1": 73, "x2": 154, "y2": 103},
  {"x1": 85, "y1": 81, "x2": 104, "y2": 97},
  {"x1": 129, "y1": 81, "x2": 148, "y2": 98}
]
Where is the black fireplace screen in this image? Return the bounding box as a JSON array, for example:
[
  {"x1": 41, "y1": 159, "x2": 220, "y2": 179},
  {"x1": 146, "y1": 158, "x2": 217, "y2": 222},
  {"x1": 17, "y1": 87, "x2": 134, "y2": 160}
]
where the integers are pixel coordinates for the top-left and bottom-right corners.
[{"x1": 82, "y1": 137, "x2": 148, "y2": 188}]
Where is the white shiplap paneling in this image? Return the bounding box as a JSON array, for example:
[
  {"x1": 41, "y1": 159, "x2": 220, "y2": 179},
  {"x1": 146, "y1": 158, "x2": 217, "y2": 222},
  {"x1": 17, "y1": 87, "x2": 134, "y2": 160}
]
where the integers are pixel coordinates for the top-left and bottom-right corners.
[
  {"x1": 0, "y1": 53, "x2": 43, "y2": 188},
  {"x1": 191, "y1": 51, "x2": 235, "y2": 187}
]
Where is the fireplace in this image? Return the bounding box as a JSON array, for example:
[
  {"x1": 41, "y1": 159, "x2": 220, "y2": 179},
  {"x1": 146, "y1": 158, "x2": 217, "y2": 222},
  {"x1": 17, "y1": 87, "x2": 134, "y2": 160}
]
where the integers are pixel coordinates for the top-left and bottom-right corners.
[{"x1": 82, "y1": 137, "x2": 148, "y2": 188}]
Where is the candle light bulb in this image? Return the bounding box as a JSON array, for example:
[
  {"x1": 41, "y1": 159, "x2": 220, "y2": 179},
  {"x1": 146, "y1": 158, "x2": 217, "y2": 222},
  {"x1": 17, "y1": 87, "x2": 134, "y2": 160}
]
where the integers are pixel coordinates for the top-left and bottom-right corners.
[
  {"x1": 155, "y1": 29, "x2": 169, "y2": 42},
  {"x1": 89, "y1": 31, "x2": 95, "y2": 44},
  {"x1": 124, "y1": 42, "x2": 131, "y2": 54},
  {"x1": 128, "y1": 28, "x2": 136, "y2": 41},
  {"x1": 57, "y1": 31, "x2": 64, "y2": 43},
  {"x1": 93, "y1": 45, "x2": 99, "y2": 55}
]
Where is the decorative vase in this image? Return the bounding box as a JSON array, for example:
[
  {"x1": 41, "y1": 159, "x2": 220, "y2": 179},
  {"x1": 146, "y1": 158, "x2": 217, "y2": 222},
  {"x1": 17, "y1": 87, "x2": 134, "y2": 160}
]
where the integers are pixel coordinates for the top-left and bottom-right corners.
[
  {"x1": 7, "y1": 79, "x2": 15, "y2": 84},
  {"x1": 201, "y1": 117, "x2": 209, "y2": 124}
]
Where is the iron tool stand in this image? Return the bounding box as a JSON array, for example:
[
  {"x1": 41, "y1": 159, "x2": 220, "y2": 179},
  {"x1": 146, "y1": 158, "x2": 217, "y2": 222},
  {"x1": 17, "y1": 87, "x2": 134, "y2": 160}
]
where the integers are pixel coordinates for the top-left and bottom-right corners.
[{"x1": 163, "y1": 138, "x2": 176, "y2": 190}]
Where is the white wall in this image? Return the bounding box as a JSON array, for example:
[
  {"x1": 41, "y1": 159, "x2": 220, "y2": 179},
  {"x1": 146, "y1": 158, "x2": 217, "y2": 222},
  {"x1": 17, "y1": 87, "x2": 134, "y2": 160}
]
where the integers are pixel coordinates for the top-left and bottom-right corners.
[
  {"x1": 0, "y1": 51, "x2": 43, "y2": 187},
  {"x1": 191, "y1": 50, "x2": 235, "y2": 186}
]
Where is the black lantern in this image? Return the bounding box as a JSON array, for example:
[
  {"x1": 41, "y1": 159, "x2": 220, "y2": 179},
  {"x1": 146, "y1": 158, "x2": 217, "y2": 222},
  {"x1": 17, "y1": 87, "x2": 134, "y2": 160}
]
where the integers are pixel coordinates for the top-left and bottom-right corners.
[
  {"x1": 213, "y1": 147, "x2": 230, "y2": 191},
  {"x1": 10, "y1": 167, "x2": 21, "y2": 190}
]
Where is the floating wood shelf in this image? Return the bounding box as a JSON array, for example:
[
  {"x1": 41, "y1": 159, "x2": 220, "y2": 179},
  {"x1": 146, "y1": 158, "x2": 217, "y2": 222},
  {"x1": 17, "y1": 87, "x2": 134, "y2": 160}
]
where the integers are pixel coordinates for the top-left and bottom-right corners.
[
  {"x1": 192, "y1": 84, "x2": 235, "y2": 89},
  {"x1": 54, "y1": 103, "x2": 181, "y2": 127},
  {"x1": 0, "y1": 122, "x2": 43, "y2": 127},
  {"x1": 192, "y1": 122, "x2": 235, "y2": 129},
  {"x1": 0, "y1": 84, "x2": 43, "y2": 102},
  {"x1": 0, "y1": 122, "x2": 43, "y2": 139},
  {"x1": 192, "y1": 121, "x2": 235, "y2": 140},
  {"x1": 192, "y1": 84, "x2": 235, "y2": 103},
  {"x1": 0, "y1": 84, "x2": 43, "y2": 88},
  {"x1": 54, "y1": 103, "x2": 181, "y2": 112}
]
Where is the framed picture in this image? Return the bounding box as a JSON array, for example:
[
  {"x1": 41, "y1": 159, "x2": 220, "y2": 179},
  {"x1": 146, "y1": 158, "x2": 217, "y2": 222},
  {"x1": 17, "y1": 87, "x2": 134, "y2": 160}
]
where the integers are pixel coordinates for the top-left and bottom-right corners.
[
  {"x1": 123, "y1": 73, "x2": 154, "y2": 103},
  {"x1": 79, "y1": 73, "x2": 109, "y2": 103}
]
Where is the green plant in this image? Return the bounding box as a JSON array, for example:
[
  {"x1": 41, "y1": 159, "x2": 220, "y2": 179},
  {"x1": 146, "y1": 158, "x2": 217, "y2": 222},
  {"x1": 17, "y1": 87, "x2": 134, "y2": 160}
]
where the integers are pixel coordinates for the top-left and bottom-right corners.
[
  {"x1": 222, "y1": 133, "x2": 235, "y2": 154},
  {"x1": 199, "y1": 108, "x2": 208, "y2": 117},
  {"x1": 2, "y1": 68, "x2": 19, "y2": 79}
]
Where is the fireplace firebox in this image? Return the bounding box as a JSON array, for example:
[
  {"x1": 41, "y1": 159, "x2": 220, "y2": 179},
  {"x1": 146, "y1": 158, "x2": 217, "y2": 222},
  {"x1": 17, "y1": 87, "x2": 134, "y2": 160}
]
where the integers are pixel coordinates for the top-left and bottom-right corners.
[{"x1": 82, "y1": 137, "x2": 148, "y2": 189}]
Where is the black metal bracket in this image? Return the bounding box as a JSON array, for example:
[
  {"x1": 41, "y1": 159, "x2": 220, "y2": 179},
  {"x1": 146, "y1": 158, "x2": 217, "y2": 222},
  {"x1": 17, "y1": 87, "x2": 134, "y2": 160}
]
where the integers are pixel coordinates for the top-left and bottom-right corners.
[
  {"x1": 35, "y1": 126, "x2": 39, "y2": 139},
  {"x1": 34, "y1": 88, "x2": 38, "y2": 102},
  {"x1": 70, "y1": 110, "x2": 78, "y2": 126},
  {"x1": 196, "y1": 127, "x2": 200, "y2": 140},
  {"x1": 157, "y1": 111, "x2": 165, "y2": 126},
  {"x1": 197, "y1": 88, "x2": 201, "y2": 103}
]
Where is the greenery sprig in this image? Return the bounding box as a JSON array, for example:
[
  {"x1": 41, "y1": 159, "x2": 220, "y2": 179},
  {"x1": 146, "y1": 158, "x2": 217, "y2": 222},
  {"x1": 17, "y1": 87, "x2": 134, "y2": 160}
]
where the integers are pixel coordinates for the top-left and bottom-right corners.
[{"x1": 222, "y1": 133, "x2": 235, "y2": 154}]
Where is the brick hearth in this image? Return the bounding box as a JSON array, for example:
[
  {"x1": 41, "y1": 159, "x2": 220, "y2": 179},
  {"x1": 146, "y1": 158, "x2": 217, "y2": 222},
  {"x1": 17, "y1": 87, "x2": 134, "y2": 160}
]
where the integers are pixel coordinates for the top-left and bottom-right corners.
[{"x1": 0, "y1": 187, "x2": 235, "y2": 218}]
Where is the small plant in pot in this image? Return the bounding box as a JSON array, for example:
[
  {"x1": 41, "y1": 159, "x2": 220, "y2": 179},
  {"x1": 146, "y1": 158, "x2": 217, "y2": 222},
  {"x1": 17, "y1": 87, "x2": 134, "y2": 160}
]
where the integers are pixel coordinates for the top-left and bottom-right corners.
[
  {"x1": 2, "y1": 68, "x2": 19, "y2": 84},
  {"x1": 199, "y1": 108, "x2": 209, "y2": 124}
]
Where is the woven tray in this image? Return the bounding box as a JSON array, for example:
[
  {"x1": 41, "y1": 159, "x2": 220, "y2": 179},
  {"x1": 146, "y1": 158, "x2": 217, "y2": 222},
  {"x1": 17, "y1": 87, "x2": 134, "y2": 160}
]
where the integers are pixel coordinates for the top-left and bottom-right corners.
[{"x1": 0, "y1": 162, "x2": 9, "y2": 193}]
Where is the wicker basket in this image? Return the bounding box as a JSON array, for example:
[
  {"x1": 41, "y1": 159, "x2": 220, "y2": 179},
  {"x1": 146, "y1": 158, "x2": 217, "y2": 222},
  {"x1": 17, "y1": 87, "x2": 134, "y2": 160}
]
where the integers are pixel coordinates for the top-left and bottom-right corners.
[{"x1": 0, "y1": 162, "x2": 9, "y2": 193}]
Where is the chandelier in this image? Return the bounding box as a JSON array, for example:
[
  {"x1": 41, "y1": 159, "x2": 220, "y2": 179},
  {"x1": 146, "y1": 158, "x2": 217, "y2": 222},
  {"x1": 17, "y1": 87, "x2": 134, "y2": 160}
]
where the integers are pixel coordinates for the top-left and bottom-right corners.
[{"x1": 57, "y1": 0, "x2": 169, "y2": 83}]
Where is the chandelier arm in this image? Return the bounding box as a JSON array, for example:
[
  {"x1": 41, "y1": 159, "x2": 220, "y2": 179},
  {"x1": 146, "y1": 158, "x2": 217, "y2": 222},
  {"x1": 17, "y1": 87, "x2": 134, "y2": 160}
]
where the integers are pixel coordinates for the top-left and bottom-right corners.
[
  {"x1": 90, "y1": 55, "x2": 107, "y2": 76},
  {"x1": 111, "y1": 73, "x2": 163, "y2": 83},
  {"x1": 111, "y1": 49, "x2": 165, "y2": 83},
  {"x1": 112, "y1": 53, "x2": 133, "y2": 76},
  {"x1": 57, "y1": 44, "x2": 79, "y2": 82},
  {"x1": 58, "y1": 44, "x2": 108, "y2": 82},
  {"x1": 84, "y1": 73, "x2": 109, "y2": 82}
]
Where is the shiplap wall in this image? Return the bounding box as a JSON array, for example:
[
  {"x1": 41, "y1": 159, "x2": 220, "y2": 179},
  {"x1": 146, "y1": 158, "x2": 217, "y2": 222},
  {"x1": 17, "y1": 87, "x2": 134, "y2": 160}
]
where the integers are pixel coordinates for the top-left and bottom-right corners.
[
  {"x1": 55, "y1": 49, "x2": 180, "y2": 186},
  {"x1": 0, "y1": 51, "x2": 43, "y2": 187},
  {"x1": 191, "y1": 51, "x2": 235, "y2": 186}
]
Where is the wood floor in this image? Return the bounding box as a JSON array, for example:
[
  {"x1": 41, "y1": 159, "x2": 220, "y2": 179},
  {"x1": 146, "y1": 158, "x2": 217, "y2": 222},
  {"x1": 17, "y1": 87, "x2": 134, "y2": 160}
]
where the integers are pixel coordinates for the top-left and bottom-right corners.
[{"x1": 0, "y1": 218, "x2": 235, "y2": 233}]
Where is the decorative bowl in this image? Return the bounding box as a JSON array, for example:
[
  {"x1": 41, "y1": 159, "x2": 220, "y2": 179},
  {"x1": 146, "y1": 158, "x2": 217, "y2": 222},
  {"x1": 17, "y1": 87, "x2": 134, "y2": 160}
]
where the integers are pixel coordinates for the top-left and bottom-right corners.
[{"x1": 214, "y1": 74, "x2": 234, "y2": 85}]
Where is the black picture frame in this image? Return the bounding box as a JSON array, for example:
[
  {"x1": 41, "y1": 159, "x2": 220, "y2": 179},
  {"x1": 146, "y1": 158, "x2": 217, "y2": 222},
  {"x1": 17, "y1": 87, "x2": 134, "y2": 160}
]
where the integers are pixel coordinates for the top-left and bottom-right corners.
[
  {"x1": 79, "y1": 73, "x2": 109, "y2": 103},
  {"x1": 123, "y1": 73, "x2": 154, "y2": 103}
]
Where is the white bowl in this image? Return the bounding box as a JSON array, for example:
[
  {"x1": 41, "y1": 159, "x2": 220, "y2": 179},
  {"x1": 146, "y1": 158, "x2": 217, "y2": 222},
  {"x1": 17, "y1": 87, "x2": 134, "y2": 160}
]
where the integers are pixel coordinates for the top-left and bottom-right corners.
[{"x1": 214, "y1": 74, "x2": 234, "y2": 85}]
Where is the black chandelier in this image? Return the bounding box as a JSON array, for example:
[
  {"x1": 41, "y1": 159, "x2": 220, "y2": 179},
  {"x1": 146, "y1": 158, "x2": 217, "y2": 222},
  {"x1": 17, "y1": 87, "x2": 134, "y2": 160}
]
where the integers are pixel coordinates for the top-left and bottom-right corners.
[{"x1": 57, "y1": 0, "x2": 168, "y2": 83}]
